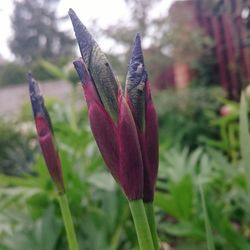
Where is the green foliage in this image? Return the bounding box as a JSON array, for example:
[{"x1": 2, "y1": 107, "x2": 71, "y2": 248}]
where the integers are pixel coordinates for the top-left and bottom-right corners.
[
  {"x1": 0, "y1": 63, "x2": 26, "y2": 86},
  {"x1": 31, "y1": 60, "x2": 64, "y2": 81},
  {"x1": 0, "y1": 119, "x2": 36, "y2": 176},
  {"x1": 10, "y1": 0, "x2": 75, "y2": 64},
  {"x1": 67, "y1": 68, "x2": 79, "y2": 85},
  {"x1": 2, "y1": 85, "x2": 250, "y2": 249},
  {"x1": 31, "y1": 59, "x2": 80, "y2": 85},
  {"x1": 154, "y1": 86, "x2": 223, "y2": 150},
  {"x1": 199, "y1": 183, "x2": 215, "y2": 250},
  {"x1": 204, "y1": 99, "x2": 239, "y2": 162},
  {"x1": 239, "y1": 91, "x2": 250, "y2": 194},
  {"x1": 156, "y1": 147, "x2": 250, "y2": 249}
]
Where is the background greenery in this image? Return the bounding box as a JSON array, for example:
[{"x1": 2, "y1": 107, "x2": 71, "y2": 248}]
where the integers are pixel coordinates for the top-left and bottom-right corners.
[{"x1": 1, "y1": 85, "x2": 250, "y2": 250}]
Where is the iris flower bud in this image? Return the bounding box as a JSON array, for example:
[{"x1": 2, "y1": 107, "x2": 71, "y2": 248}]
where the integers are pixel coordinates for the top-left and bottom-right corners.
[
  {"x1": 125, "y1": 35, "x2": 159, "y2": 203},
  {"x1": 70, "y1": 11, "x2": 144, "y2": 200},
  {"x1": 29, "y1": 73, "x2": 64, "y2": 193}
]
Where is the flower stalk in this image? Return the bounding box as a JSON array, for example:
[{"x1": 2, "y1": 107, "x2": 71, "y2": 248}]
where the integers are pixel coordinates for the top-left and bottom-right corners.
[
  {"x1": 58, "y1": 193, "x2": 79, "y2": 250},
  {"x1": 129, "y1": 200, "x2": 155, "y2": 250},
  {"x1": 144, "y1": 203, "x2": 159, "y2": 250}
]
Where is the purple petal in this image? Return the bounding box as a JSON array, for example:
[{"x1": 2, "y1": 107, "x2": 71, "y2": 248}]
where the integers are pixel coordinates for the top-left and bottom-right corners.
[
  {"x1": 143, "y1": 83, "x2": 159, "y2": 202},
  {"x1": 118, "y1": 96, "x2": 144, "y2": 200},
  {"x1": 35, "y1": 115, "x2": 64, "y2": 193},
  {"x1": 88, "y1": 101, "x2": 119, "y2": 178}
]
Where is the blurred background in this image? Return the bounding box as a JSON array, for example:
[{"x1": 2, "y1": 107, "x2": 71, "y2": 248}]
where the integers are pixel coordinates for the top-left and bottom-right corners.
[{"x1": 0, "y1": 0, "x2": 250, "y2": 249}]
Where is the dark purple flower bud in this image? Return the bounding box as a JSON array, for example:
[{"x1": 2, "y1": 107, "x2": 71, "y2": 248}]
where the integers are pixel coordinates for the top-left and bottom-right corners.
[
  {"x1": 68, "y1": 8, "x2": 120, "y2": 122},
  {"x1": 73, "y1": 59, "x2": 143, "y2": 200},
  {"x1": 125, "y1": 35, "x2": 159, "y2": 202},
  {"x1": 29, "y1": 74, "x2": 64, "y2": 193}
]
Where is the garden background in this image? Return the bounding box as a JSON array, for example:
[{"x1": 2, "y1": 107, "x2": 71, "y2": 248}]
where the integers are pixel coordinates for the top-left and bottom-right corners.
[{"x1": 0, "y1": 0, "x2": 250, "y2": 249}]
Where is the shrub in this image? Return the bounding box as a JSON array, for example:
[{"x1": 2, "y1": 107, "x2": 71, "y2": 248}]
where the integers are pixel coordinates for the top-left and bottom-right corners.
[
  {"x1": 154, "y1": 86, "x2": 223, "y2": 149},
  {"x1": 0, "y1": 63, "x2": 26, "y2": 86},
  {"x1": 31, "y1": 60, "x2": 63, "y2": 81},
  {"x1": 0, "y1": 119, "x2": 37, "y2": 176}
]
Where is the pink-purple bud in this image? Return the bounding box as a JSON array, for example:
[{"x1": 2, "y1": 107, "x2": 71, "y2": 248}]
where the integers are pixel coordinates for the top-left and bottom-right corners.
[
  {"x1": 219, "y1": 104, "x2": 236, "y2": 117},
  {"x1": 29, "y1": 74, "x2": 64, "y2": 193}
]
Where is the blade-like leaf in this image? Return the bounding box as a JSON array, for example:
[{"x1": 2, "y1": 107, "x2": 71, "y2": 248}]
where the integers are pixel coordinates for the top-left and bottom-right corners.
[
  {"x1": 239, "y1": 91, "x2": 250, "y2": 193},
  {"x1": 199, "y1": 182, "x2": 215, "y2": 250}
]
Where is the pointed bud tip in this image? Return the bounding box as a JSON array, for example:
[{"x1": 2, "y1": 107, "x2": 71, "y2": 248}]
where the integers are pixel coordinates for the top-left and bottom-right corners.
[
  {"x1": 68, "y1": 8, "x2": 78, "y2": 23},
  {"x1": 131, "y1": 33, "x2": 143, "y2": 64},
  {"x1": 127, "y1": 33, "x2": 148, "y2": 87},
  {"x1": 68, "y1": 8, "x2": 93, "y2": 64},
  {"x1": 28, "y1": 74, "x2": 41, "y2": 97},
  {"x1": 28, "y1": 74, "x2": 44, "y2": 117},
  {"x1": 68, "y1": 8, "x2": 74, "y2": 15}
]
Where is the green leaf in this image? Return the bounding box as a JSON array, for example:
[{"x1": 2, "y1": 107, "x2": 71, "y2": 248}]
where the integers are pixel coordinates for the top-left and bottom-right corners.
[
  {"x1": 199, "y1": 182, "x2": 215, "y2": 250},
  {"x1": 87, "y1": 172, "x2": 116, "y2": 191},
  {"x1": 239, "y1": 91, "x2": 250, "y2": 193},
  {"x1": 39, "y1": 60, "x2": 65, "y2": 79},
  {"x1": 155, "y1": 175, "x2": 193, "y2": 221},
  {"x1": 160, "y1": 221, "x2": 204, "y2": 238}
]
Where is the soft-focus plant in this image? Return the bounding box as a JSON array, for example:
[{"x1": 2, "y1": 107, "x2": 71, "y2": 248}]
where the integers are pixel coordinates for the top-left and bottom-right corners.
[
  {"x1": 0, "y1": 119, "x2": 36, "y2": 176},
  {"x1": 156, "y1": 146, "x2": 250, "y2": 250},
  {"x1": 204, "y1": 100, "x2": 239, "y2": 162},
  {"x1": 154, "y1": 86, "x2": 222, "y2": 150}
]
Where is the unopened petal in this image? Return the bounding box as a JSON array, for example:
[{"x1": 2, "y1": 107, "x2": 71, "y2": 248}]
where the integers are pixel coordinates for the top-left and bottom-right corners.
[
  {"x1": 143, "y1": 83, "x2": 159, "y2": 202},
  {"x1": 35, "y1": 116, "x2": 64, "y2": 192},
  {"x1": 118, "y1": 96, "x2": 144, "y2": 200},
  {"x1": 88, "y1": 101, "x2": 119, "y2": 178}
]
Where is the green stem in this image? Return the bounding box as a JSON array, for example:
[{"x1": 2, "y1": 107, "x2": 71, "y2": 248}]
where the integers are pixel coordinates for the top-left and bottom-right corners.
[
  {"x1": 199, "y1": 182, "x2": 215, "y2": 250},
  {"x1": 144, "y1": 203, "x2": 159, "y2": 250},
  {"x1": 58, "y1": 193, "x2": 79, "y2": 250},
  {"x1": 129, "y1": 199, "x2": 155, "y2": 250}
]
